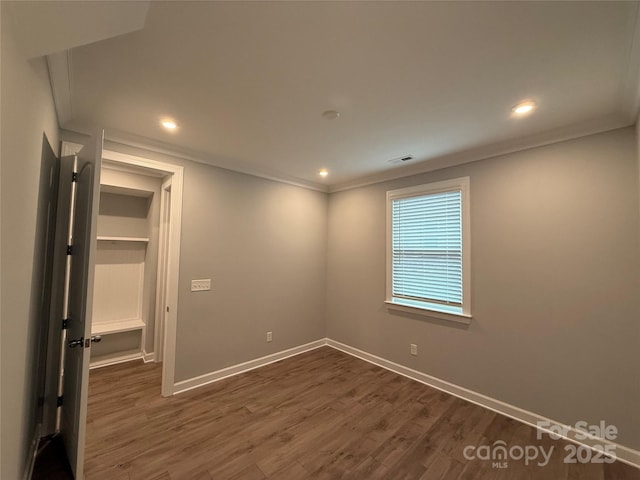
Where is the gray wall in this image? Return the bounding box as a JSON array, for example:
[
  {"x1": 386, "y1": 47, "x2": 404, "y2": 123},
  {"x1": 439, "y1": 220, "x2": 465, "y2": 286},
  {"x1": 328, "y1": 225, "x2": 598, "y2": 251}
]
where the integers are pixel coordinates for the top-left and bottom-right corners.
[
  {"x1": 1, "y1": 5, "x2": 60, "y2": 479},
  {"x1": 2, "y1": 2, "x2": 638, "y2": 471},
  {"x1": 175, "y1": 162, "x2": 328, "y2": 380},
  {"x1": 101, "y1": 142, "x2": 329, "y2": 382},
  {"x1": 637, "y1": 117, "x2": 640, "y2": 239},
  {"x1": 326, "y1": 127, "x2": 640, "y2": 450}
]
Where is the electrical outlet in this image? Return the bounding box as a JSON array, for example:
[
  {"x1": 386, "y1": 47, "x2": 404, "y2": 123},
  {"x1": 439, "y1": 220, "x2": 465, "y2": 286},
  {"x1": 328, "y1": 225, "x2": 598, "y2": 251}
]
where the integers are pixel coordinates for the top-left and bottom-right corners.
[
  {"x1": 191, "y1": 279, "x2": 211, "y2": 292},
  {"x1": 266, "y1": 331, "x2": 273, "y2": 342},
  {"x1": 410, "y1": 344, "x2": 417, "y2": 356}
]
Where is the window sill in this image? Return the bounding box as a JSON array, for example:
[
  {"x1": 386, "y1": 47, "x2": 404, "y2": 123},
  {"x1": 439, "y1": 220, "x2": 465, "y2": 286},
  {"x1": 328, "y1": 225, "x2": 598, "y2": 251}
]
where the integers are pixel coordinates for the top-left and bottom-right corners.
[{"x1": 384, "y1": 300, "x2": 472, "y2": 325}]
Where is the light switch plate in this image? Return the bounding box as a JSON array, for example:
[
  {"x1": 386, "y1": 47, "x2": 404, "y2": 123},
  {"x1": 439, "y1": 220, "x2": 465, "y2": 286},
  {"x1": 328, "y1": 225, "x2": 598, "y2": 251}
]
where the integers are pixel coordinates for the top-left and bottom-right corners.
[{"x1": 191, "y1": 279, "x2": 211, "y2": 291}]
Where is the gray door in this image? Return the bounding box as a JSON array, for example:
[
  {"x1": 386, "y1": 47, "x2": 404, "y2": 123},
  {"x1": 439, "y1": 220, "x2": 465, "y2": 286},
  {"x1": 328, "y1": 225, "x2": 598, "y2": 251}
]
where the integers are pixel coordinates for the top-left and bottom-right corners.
[{"x1": 59, "y1": 132, "x2": 103, "y2": 478}]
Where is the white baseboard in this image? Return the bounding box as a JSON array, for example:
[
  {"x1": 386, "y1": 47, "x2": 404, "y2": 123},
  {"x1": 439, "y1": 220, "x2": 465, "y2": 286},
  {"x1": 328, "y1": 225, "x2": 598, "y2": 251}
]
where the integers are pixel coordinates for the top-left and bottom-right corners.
[
  {"x1": 23, "y1": 423, "x2": 41, "y2": 480},
  {"x1": 165, "y1": 336, "x2": 639, "y2": 468},
  {"x1": 89, "y1": 352, "x2": 143, "y2": 369},
  {"x1": 142, "y1": 350, "x2": 155, "y2": 363},
  {"x1": 173, "y1": 339, "x2": 326, "y2": 395},
  {"x1": 325, "y1": 338, "x2": 640, "y2": 469}
]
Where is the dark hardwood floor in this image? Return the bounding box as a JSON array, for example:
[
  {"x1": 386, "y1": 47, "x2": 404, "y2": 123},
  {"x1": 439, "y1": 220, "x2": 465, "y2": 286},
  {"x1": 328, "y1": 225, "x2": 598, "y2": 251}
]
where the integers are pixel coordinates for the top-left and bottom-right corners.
[{"x1": 84, "y1": 347, "x2": 639, "y2": 480}]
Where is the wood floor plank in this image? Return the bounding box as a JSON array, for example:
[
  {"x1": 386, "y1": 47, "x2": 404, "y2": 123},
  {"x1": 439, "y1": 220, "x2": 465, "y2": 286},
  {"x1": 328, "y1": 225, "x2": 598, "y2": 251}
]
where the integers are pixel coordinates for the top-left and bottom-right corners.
[
  {"x1": 344, "y1": 455, "x2": 390, "y2": 479},
  {"x1": 419, "y1": 451, "x2": 465, "y2": 480},
  {"x1": 568, "y1": 460, "x2": 605, "y2": 480},
  {"x1": 84, "y1": 347, "x2": 640, "y2": 480},
  {"x1": 603, "y1": 460, "x2": 640, "y2": 480}
]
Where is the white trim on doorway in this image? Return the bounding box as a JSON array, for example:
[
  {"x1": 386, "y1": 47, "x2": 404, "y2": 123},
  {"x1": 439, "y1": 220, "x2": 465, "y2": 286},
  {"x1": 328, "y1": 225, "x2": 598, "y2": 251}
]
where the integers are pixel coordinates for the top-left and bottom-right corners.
[
  {"x1": 100, "y1": 149, "x2": 183, "y2": 397},
  {"x1": 153, "y1": 177, "x2": 172, "y2": 365}
]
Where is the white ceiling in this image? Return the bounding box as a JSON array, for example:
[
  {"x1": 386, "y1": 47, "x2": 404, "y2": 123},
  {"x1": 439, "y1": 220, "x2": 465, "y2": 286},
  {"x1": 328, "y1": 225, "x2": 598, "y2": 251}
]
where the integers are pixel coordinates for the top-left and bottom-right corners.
[
  {"x1": 4, "y1": 1, "x2": 149, "y2": 59},
  {"x1": 46, "y1": 2, "x2": 640, "y2": 190}
]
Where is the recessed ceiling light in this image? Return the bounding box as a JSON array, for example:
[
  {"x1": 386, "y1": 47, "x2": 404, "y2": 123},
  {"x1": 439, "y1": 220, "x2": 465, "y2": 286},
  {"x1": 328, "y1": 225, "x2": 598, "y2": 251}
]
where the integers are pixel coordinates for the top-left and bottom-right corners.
[
  {"x1": 511, "y1": 101, "x2": 537, "y2": 117},
  {"x1": 161, "y1": 119, "x2": 178, "y2": 130},
  {"x1": 322, "y1": 110, "x2": 340, "y2": 120},
  {"x1": 319, "y1": 169, "x2": 329, "y2": 177}
]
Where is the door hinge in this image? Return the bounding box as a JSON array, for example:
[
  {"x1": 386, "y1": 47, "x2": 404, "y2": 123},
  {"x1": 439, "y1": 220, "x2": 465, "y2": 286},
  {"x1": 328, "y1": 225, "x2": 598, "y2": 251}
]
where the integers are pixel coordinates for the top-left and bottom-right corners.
[
  {"x1": 57, "y1": 395, "x2": 64, "y2": 407},
  {"x1": 66, "y1": 245, "x2": 73, "y2": 255},
  {"x1": 71, "y1": 171, "x2": 78, "y2": 183},
  {"x1": 62, "y1": 318, "x2": 68, "y2": 329}
]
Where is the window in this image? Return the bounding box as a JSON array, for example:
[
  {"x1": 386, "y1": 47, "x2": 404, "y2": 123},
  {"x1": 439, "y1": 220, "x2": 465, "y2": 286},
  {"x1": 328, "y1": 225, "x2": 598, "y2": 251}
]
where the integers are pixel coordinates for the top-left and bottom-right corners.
[{"x1": 386, "y1": 177, "x2": 471, "y2": 322}]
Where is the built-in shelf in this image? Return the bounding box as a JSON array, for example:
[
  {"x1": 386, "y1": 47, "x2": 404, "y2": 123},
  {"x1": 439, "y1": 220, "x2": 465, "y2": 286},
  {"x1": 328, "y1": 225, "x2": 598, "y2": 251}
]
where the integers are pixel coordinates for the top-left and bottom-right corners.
[
  {"x1": 91, "y1": 318, "x2": 145, "y2": 335},
  {"x1": 100, "y1": 183, "x2": 154, "y2": 198},
  {"x1": 92, "y1": 166, "x2": 159, "y2": 368},
  {"x1": 97, "y1": 236, "x2": 150, "y2": 242}
]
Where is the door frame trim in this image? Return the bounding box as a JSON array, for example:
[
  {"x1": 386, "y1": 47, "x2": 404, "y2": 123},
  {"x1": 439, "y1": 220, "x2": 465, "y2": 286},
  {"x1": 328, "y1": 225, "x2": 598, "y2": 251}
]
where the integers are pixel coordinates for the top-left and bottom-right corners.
[
  {"x1": 101, "y1": 149, "x2": 183, "y2": 397},
  {"x1": 154, "y1": 177, "x2": 172, "y2": 364}
]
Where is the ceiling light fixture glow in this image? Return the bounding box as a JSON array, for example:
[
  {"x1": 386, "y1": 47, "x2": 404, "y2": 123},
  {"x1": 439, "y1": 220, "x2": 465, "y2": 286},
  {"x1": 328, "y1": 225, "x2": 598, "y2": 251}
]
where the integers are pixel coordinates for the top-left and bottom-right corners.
[
  {"x1": 319, "y1": 169, "x2": 329, "y2": 177},
  {"x1": 511, "y1": 101, "x2": 537, "y2": 117},
  {"x1": 161, "y1": 119, "x2": 178, "y2": 130}
]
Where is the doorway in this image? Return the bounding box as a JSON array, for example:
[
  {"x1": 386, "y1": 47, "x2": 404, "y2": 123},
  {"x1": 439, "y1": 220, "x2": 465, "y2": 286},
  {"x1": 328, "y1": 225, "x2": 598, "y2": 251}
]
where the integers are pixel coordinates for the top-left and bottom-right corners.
[
  {"x1": 82, "y1": 149, "x2": 184, "y2": 474},
  {"x1": 93, "y1": 149, "x2": 183, "y2": 396}
]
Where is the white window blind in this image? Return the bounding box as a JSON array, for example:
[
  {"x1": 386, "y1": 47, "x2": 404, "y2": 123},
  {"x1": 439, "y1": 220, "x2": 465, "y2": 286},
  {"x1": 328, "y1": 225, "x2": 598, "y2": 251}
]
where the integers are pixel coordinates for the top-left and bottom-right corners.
[
  {"x1": 386, "y1": 177, "x2": 470, "y2": 319},
  {"x1": 388, "y1": 177, "x2": 470, "y2": 317}
]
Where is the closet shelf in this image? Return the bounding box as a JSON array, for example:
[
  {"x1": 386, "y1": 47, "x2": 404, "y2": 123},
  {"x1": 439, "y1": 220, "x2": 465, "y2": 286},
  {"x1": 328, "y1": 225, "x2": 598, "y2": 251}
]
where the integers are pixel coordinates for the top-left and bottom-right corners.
[
  {"x1": 97, "y1": 236, "x2": 150, "y2": 242},
  {"x1": 91, "y1": 318, "x2": 145, "y2": 335}
]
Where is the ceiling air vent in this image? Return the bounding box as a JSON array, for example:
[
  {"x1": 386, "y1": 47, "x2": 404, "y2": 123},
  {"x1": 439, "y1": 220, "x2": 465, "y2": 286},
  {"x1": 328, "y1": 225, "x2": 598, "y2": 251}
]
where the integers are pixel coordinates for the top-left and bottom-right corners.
[{"x1": 388, "y1": 155, "x2": 414, "y2": 165}]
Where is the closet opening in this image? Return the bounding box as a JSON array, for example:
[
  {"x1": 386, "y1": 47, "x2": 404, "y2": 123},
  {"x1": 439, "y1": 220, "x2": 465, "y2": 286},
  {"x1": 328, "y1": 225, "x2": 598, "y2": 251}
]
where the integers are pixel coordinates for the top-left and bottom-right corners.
[{"x1": 89, "y1": 150, "x2": 183, "y2": 397}]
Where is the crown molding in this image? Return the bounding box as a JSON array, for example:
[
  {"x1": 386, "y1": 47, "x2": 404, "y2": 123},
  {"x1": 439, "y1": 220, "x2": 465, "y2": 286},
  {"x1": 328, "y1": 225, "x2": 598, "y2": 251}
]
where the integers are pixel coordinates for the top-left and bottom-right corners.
[
  {"x1": 61, "y1": 113, "x2": 631, "y2": 197},
  {"x1": 61, "y1": 126, "x2": 330, "y2": 193},
  {"x1": 329, "y1": 114, "x2": 633, "y2": 193},
  {"x1": 45, "y1": 2, "x2": 639, "y2": 196},
  {"x1": 106, "y1": 129, "x2": 330, "y2": 193}
]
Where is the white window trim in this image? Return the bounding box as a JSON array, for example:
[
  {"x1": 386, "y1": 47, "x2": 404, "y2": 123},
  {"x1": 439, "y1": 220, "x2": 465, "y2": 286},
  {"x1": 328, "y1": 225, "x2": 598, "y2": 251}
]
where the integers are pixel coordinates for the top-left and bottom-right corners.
[{"x1": 385, "y1": 177, "x2": 472, "y2": 324}]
